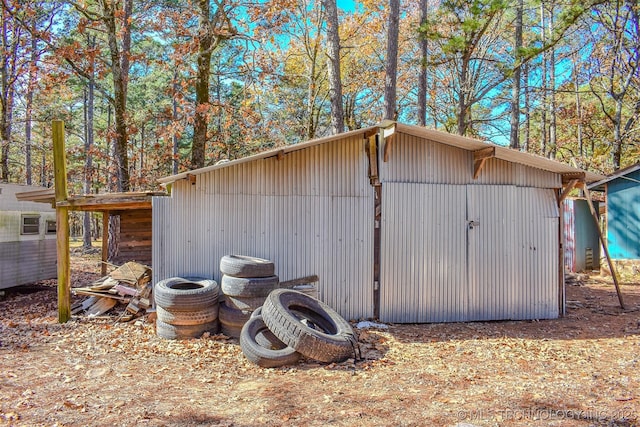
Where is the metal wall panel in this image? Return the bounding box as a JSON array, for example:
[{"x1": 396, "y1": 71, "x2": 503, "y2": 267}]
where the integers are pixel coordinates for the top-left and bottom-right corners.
[
  {"x1": 0, "y1": 239, "x2": 57, "y2": 289},
  {"x1": 379, "y1": 132, "x2": 561, "y2": 189},
  {"x1": 606, "y1": 169, "x2": 640, "y2": 259},
  {"x1": 380, "y1": 183, "x2": 559, "y2": 323},
  {"x1": 153, "y1": 135, "x2": 375, "y2": 320},
  {"x1": 380, "y1": 183, "x2": 468, "y2": 323}
]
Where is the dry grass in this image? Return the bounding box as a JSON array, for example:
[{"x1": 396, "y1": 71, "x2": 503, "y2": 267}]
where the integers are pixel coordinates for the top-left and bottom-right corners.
[{"x1": 1, "y1": 255, "x2": 639, "y2": 427}]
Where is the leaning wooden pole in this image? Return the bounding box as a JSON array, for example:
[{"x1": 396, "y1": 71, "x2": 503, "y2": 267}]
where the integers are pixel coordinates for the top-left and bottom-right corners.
[
  {"x1": 582, "y1": 185, "x2": 625, "y2": 309},
  {"x1": 53, "y1": 120, "x2": 71, "y2": 322}
]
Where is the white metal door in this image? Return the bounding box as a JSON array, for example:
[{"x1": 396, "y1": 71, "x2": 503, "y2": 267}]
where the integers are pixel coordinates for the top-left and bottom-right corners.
[
  {"x1": 380, "y1": 183, "x2": 468, "y2": 323},
  {"x1": 380, "y1": 184, "x2": 559, "y2": 323}
]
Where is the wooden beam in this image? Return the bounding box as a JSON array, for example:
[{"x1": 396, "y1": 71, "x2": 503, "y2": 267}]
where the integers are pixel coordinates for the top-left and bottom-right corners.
[
  {"x1": 366, "y1": 135, "x2": 379, "y2": 185},
  {"x1": 583, "y1": 185, "x2": 625, "y2": 309},
  {"x1": 561, "y1": 171, "x2": 585, "y2": 184},
  {"x1": 52, "y1": 120, "x2": 70, "y2": 323},
  {"x1": 473, "y1": 147, "x2": 495, "y2": 179},
  {"x1": 558, "y1": 179, "x2": 580, "y2": 203},
  {"x1": 102, "y1": 211, "x2": 110, "y2": 276},
  {"x1": 383, "y1": 134, "x2": 395, "y2": 162}
]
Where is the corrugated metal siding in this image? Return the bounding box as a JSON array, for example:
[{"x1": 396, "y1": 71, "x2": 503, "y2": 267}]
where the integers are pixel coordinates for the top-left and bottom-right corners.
[
  {"x1": 379, "y1": 132, "x2": 561, "y2": 188},
  {"x1": 563, "y1": 199, "x2": 576, "y2": 272},
  {"x1": 0, "y1": 239, "x2": 57, "y2": 289},
  {"x1": 607, "y1": 169, "x2": 640, "y2": 259},
  {"x1": 563, "y1": 198, "x2": 600, "y2": 272},
  {"x1": 380, "y1": 183, "x2": 468, "y2": 323},
  {"x1": 515, "y1": 188, "x2": 559, "y2": 319},
  {"x1": 380, "y1": 183, "x2": 559, "y2": 323},
  {"x1": 153, "y1": 135, "x2": 375, "y2": 320}
]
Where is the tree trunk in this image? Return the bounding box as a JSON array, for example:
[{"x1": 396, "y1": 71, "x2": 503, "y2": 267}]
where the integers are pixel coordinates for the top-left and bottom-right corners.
[
  {"x1": 192, "y1": 0, "x2": 214, "y2": 169},
  {"x1": 540, "y1": 2, "x2": 548, "y2": 156},
  {"x1": 83, "y1": 35, "x2": 95, "y2": 249},
  {"x1": 523, "y1": 62, "x2": 530, "y2": 152},
  {"x1": 172, "y1": 69, "x2": 179, "y2": 174},
  {"x1": 25, "y1": 29, "x2": 37, "y2": 185},
  {"x1": 417, "y1": 0, "x2": 428, "y2": 127},
  {"x1": 457, "y1": 54, "x2": 470, "y2": 135},
  {"x1": 548, "y1": 4, "x2": 557, "y2": 159},
  {"x1": 384, "y1": 0, "x2": 400, "y2": 121},
  {"x1": 322, "y1": 0, "x2": 344, "y2": 134},
  {"x1": 102, "y1": 0, "x2": 130, "y2": 191},
  {"x1": 1, "y1": 10, "x2": 15, "y2": 183},
  {"x1": 509, "y1": 0, "x2": 523, "y2": 149},
  {"x1": 572, "y1": 52, "x2": 583, "y2": 158}
]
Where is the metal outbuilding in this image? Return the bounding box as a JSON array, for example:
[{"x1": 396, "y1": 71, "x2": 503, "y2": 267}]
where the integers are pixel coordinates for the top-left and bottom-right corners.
[
  {"x1": 589, "y1": 163, "x2": 640, "y2": 262},
  {"x1": 153, "y1": 122, "x2": 604, "y2": 323}
]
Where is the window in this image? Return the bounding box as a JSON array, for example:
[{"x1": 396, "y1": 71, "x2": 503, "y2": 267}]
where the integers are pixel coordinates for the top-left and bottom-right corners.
[
  {"x1": 46, "y1": 220, "x2": 57, "y2": 234},
  {"x1": 21, "y1": 215, "x2": 40, "y2": 235}
]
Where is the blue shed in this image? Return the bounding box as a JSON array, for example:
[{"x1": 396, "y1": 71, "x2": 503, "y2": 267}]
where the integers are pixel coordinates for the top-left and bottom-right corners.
[{"x1": 589, "y1": 163, "x2": 640, "y2": 261}]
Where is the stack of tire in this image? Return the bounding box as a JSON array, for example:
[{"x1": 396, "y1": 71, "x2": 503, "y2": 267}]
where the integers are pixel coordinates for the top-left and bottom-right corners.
[
  {"x1": 218, "y1": 255, "x2": 280, "y2": 338},
  {"x1": 154, "y1": 277, "x2": 220, "y2": 340},
  {"x1": 240, "y1": 288, "x2": 358, "y2": 368}
]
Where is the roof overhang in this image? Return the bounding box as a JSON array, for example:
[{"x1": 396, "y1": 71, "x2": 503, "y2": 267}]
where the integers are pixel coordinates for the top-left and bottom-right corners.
[
  {"x1": 587, "y1": 162, "x2": 640, "y2": 191},
  {"x1": 157, "y1": 121, "x2": 605, "y2": 186},
  {"x1": 15, "y1": 189, "x2": 166, "y2": 211}
]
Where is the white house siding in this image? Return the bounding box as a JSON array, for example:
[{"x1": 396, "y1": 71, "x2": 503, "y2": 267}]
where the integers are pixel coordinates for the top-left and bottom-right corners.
[
  {"x1": 0, "y1": 184, "x2": 57, "y2": 289},
  {"x1": 153, "y1": 135, "x2": 375, "y2": 320}
]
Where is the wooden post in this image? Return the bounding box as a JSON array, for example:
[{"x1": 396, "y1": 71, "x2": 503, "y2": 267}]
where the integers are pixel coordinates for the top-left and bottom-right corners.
[
  {"x1": 53, "y1": 120, "x2": 71, "y2": 323},
  {"x1": 582, "y1": 185, "x2": 625, "y2": 309},
  {"x1": 102, "y1": 211, "x2": 109, "y2": 276}
]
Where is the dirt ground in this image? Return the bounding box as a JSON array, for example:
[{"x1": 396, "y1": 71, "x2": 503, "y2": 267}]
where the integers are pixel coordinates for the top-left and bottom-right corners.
[{"x1": 1, "y1": 254, "x2": 639, "y2": 427}]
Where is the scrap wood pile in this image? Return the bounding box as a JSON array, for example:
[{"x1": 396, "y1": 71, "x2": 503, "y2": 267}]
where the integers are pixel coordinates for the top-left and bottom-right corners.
[{"x1": 71, "y1": 262, "x2": 152, "y2": 321}]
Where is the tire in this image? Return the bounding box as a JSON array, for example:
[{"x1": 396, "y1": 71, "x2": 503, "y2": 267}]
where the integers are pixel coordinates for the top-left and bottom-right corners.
[
  {"x1": 221, "y1": 275, "x2": 279, "y2": 298},
  {"x1": 154, "y1": 277, "x2": 219, "y2": 311},
  {"x1": 219, "y1": 255, "x2": 275, "y2": 278},
  {"x1": 219, "y1": 302, "x2": 251, "y2": 338},
  {"x1": 262, "y1": 289, "x2": 356, "y2": 363},
  {"x1": 156, "y1": 319, "x2": 219, "y2": 340},
  {"x1": 224, "y1": 295, "x2": 267, "y2": 311},
  {"x1": 220, "y1": 322, "x2": 242, "y2": 339},
  {"x1": 240, "y1": 314, "x2": 301, "y2": 368},
  {"x1": 156, "y1": 304, "x2": 219, "y2": 326},
  {"x1": 250, "y1": 306, "x2": 263, "y2": 319}
]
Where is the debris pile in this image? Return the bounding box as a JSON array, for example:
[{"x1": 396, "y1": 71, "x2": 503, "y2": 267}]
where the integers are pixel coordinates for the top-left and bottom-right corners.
[
  {"x1": 71, "y1": 262, "x2": 152, "y2": 321},
  {"x1": 566, "y1": 272, "x2": 590, "y2": 286}
]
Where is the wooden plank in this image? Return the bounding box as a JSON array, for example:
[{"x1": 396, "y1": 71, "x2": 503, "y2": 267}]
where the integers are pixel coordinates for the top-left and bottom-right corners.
[
  {"x1": 53, "y1": 120, "x2": 71, "y2": 324},
  {"x1": 582, "y1": 185, "x2": 625, "y2": 309},
  {"x1": 558, "y1": 179, "x2": 580, "y2": 203},
  {"x1": 383, "y1": 134, "x2": 394, "y2": 162},
  {"x1": 561, "y1": 172, "x2": 586, "y2": 184},
  {"x1": 473, "y1": 147, "x2": 495, "y2": 180},
  {"x1": 367, "y1": 135, "x2": 379, "y2": 184},
  {"x1": 102, "y1": 211, "x2": 109, "y2": 276},
  {"x1": 279, "y1": 275, "x2": 319, "y2": 288}
]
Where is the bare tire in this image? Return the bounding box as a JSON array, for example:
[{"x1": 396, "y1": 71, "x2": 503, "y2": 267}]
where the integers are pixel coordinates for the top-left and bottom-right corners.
[
  {"x1": 154, "y1": 277, "x2": 219, "y2": 311},
  {"x1": 240, "y1": 314, "x2": 301, "y2": 368},
  {"x1": 156, "y1": 304, "x2": 219, "y2": 326},
  {"x1": 156, "y1": 319, "x2": 219, "y2": 340},
  {"x1": 221, "y1": 275, "x2": 279, "y2": 298},
  {"x1": 224, "y1": 295, "x2": 267, "y2": 311},
  {"x1": 219, "y1": 255, "x2": 275, "y2": 278},
  {"x1": 262, "y1": 289, "x2": 356, "y2": 363},
  {"x1": 218, "y1": 302, "x2": 251, "y2": 338}
]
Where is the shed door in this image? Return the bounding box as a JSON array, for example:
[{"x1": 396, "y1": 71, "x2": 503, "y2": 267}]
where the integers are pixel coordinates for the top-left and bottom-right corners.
[
  {"x1": 379, "y1": 183, "x2": 468, "y2": 323},
  {"x1": 380, "y1": 184, "x2": 558, "y2": 323}
]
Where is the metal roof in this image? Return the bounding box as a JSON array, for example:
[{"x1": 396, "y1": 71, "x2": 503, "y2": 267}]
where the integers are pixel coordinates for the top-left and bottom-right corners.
[
  {"x1": 15, "y1": 189, "x2": 166, "y2": 211},
  {"x1": 587, "y1": 162, "x2": 640, "y2": 191},
  {"x1": 158, "y1": 122, "x2": 605, "y2": 185}
]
